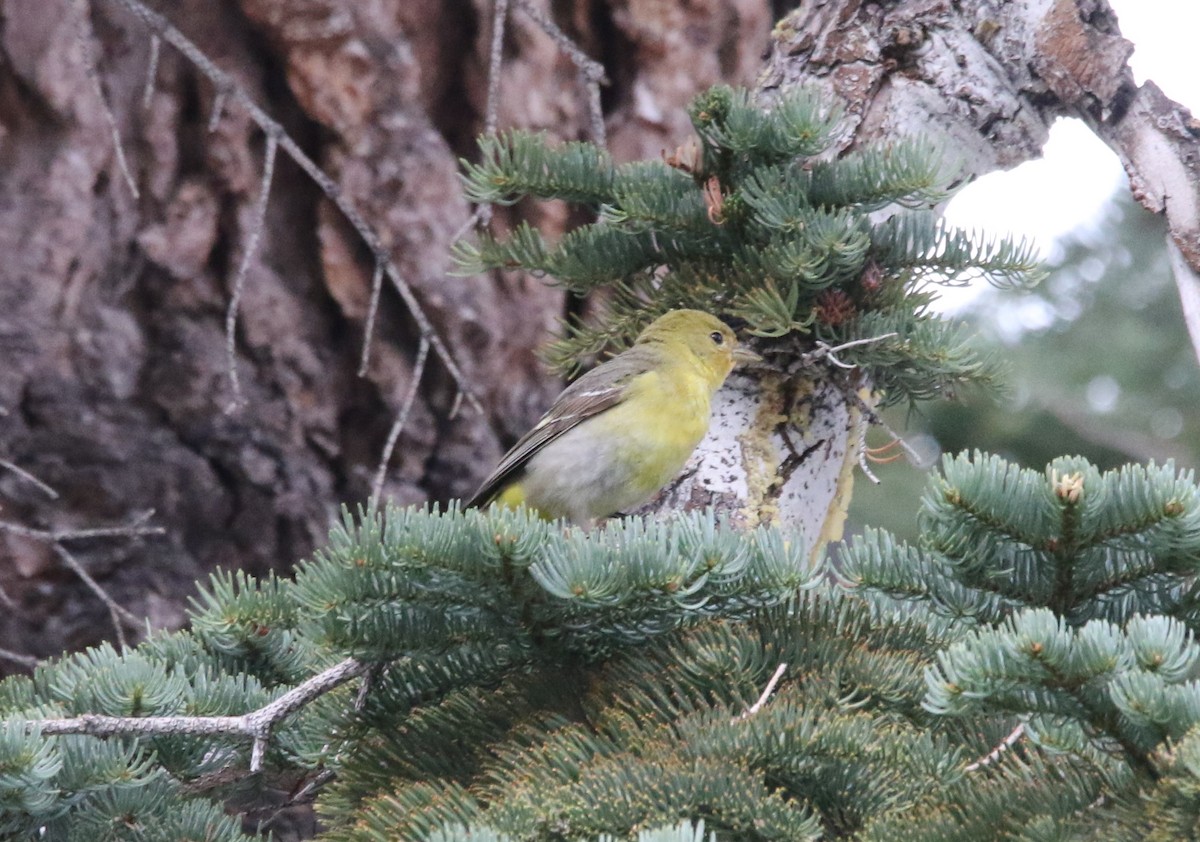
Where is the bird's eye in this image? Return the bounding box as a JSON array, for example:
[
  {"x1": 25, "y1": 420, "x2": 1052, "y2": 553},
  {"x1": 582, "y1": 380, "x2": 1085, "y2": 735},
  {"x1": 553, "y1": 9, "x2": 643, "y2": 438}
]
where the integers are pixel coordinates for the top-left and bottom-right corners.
[{"x1": 710, "y1": 331, "x2": 725, "y2": 345}]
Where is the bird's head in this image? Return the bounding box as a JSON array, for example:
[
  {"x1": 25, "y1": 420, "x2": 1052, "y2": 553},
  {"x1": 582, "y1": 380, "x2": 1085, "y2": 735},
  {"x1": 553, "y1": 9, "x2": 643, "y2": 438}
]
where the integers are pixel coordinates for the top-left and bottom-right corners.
[{"x1": 635, "y1": 309, "x2": 760, "y2": 385}]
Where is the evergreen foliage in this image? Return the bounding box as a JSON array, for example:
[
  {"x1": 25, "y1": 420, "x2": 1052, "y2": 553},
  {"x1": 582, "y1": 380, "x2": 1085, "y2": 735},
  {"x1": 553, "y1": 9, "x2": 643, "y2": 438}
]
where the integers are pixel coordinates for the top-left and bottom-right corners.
[
  {"x1": 5, "y1": 453, "x2": 1200, "y2": 838},
  {"x1": 455, "y1": 86, "x2": 1043, "y2": 404}
]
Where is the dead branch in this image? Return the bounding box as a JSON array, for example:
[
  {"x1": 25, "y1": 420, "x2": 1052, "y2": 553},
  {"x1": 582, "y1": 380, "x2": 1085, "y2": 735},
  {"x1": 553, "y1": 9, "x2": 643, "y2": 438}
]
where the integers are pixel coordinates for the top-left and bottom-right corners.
[
  {"x1": 484, "y1": 0, "x2": 511, "y2": 139},
  {"x1": 101, "y1": 0, "x2": 482, "y2": 415},
  {"x1": 0, "y1": 512, "x2": 163, "y2": 647},
  {"x1": 800, "y1": 334, "x2": 898, "y2": 370},
  {"x1": 34, "y1": 657, "x2": 369, "y2": 773},
  {"x1": 966, "y1": 723, "x2": 1025, "y2": 772},
  {"x1": 357, "y1": 259, "x2": 385, "y2": 377},
  {"x1": 0, "y1": 647, "x2": 39, "y2": 670},
  {"x1": 513, "y1": 0, "x2": 608, "y2": 145},
  {"x1": 140, "y1": 33, "x2": 160, "y2": 109},
  {"x1": 52, "y1": 545, "x2": 139, "y2": 650},
  {"x1": 224, "y1": 132, "x2": 278, "y2": 411},
  {"x1": 370, "y1": 337, "x2": 431, "y2": 511},
  {"x1": 74, "y1": 0, "x2": 139, "y2": 198},
  {"x1": 0, "y1": 458, "x2": 60, "y2": 500},
  {"x1": 733, "y1": 662, "x2": 788, "y2": 722},
  {"x1": 0, "y1": 514, "x2": 165, "y2": 543}
]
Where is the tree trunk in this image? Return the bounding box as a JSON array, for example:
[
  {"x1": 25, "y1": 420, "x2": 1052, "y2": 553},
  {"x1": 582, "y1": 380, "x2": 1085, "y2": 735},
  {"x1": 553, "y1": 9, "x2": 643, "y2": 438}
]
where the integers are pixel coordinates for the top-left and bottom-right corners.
[
  {"x1": 762, "y1": 0, "x2": 1200, "y2": 320},
  {"x1": 661, "y1": 0, "x2": 1200, "y2": 552},
  {"x1": 0, "y1": 0, "x2": 771, "y2": 666}
]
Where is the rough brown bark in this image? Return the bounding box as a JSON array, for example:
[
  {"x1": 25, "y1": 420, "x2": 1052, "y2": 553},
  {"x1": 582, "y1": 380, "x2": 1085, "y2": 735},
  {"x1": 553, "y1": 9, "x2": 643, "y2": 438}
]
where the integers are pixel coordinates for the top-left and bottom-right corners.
[{"x1": 0, "y1": 0, "x2": 771, "y2": 666}]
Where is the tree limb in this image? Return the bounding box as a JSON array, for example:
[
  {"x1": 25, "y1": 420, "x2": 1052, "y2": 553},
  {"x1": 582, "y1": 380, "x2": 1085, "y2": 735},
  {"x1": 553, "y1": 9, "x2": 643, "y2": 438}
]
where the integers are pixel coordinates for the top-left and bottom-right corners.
[
  {"x1": 763, "y1": 0, "x2": 1200, "y2": 363},
  {"x1": 35, "y1": 657, "x2": 370, "y2": 773}
]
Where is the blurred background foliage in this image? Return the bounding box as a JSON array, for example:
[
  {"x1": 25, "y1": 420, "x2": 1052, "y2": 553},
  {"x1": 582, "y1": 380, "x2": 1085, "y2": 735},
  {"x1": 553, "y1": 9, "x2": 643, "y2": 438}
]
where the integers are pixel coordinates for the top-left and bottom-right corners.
[{"x1": 850, "y1": 188, "x2": 1200, "y2": 540}]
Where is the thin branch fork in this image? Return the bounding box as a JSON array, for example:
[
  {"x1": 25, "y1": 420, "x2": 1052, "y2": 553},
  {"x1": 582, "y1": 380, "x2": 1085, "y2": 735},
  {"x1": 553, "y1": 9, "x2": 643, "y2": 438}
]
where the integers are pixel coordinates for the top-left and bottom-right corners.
[
  {"x1": 102, "y1": 0, "x2": 482, "y2": 416},
  {"x1": 512, "y1": 0, "x2": 608, "y2": 146},
  {"x1": 0, "y1": 512, "x2": 164, "y2": 650},
  {"x1": 34, "y1": 657, "x2": 370, "y2": 773},
  {"x1": 370, "y1": 337, "x2": 431, "y2": 512}
]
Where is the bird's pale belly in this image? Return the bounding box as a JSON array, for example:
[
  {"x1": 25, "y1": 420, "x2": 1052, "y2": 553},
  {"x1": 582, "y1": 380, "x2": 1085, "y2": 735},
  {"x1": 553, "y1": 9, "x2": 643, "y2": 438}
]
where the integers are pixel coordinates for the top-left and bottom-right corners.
[{"x1": 519, "y1": 390, "x2": 708, "y2": 523}]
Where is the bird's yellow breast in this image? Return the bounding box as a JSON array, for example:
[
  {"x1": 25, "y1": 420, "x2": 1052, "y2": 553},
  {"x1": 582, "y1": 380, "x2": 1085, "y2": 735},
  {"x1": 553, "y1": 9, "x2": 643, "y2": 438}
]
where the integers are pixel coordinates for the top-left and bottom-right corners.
[{"x1": 597, "y1": 365, "x2": 711, "y2": 492}]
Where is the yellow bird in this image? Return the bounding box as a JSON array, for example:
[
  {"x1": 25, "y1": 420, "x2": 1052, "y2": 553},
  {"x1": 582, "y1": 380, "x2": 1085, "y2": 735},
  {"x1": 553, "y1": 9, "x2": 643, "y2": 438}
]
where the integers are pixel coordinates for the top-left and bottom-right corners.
[{"x1": 467, "y1": 309, "x2": 759, "y2": 526}]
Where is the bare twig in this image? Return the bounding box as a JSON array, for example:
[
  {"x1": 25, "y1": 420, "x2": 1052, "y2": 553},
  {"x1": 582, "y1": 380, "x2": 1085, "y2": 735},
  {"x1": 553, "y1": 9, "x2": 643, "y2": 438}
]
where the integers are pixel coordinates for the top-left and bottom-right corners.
[
  {"x1": 801, "y1": 333, "x2": 898, "y2": 369},
  {"x1": 733, "y1": 662, "x2": 787, "y2": 722},
  {"x1": 0, "y1": 647, "x2": 39, "y2": 670},
  {"x1": 450, "y1": 204, "x2": 489, "y2": 245},
  {"x1": 835, "y1": 383, "x2": 925, "y2": 468},
  {"x1": 0, "y1": 459, "x2": 60, "y2": 500},
  {"x1": 0, "y1": 511, "x2": 162, "y2": 648},
  {"x1": 287, "y1": 768, "x2": 337, "y2": 807},
  {"x1": 53, "y1": 544, "x2": 138, "y2": 650},
  {"x1": 0, "y1": 514, "x2": 165, "y2": 543},
  {"x1": 357, "y1": 258, "x2": 386, "y2": 377},
  {"x1": 513, "y1": 0, "x2": 608, "y2": 145},
  {"x1": 448, "y1": 389, "x2": 465, "y2": 421},
  {"x1": 35, "y1": 657, "x2": 370, "y2": 773},
  {"x1": 370, "y1": 337, "x2": 431, "y2": 510},
  {"x1": 484, "y1": 0, "x2": 510, "y2": 139},
  {"x1": 966, "y1": 723, "x2": 1025, "y2": 772},
  {"x1": 74, "y1": 0, "x2": 139, "y2": 198},
  {"x1": 225, "y1": 131, "x2": 278, "y2": 412},
  {"x1": 208, "y1": 88, "x2": 227, "y2": 132},
  {"x1": 104, "y1": 0, "x2": 481, "y2": 416},
  {"x1": 141, "y1": 34, "x2": 161, "y2": 109},
  {"x1": 0, "y1": 582, "x2": 17, "y2": 611}
]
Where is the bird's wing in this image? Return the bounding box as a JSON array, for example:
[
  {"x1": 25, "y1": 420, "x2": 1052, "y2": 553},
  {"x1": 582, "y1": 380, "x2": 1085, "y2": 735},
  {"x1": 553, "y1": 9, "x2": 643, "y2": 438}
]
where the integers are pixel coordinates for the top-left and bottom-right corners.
[{"x1": 466, "y1": 347, "x2": 657, "y2": 508}]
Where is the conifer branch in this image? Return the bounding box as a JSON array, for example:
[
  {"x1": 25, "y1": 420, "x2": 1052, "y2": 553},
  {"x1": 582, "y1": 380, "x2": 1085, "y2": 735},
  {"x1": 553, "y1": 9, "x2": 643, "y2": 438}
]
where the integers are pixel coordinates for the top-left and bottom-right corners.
[{"x1": 33, "y1": 657, "x2": 370, "y2": 773}]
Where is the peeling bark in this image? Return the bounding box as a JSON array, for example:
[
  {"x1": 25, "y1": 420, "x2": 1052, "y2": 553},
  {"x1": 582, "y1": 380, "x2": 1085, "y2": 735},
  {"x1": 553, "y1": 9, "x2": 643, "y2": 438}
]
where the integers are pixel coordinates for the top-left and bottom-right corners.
[{"x1": 764, "y1": 0, "x2": 1200, "y2": 273}]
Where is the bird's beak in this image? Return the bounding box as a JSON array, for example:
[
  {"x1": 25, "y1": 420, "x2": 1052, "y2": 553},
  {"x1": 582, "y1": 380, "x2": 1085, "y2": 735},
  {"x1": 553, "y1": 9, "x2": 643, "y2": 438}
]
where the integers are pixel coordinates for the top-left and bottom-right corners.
[{"x1": 732, "y1": 347, "x2": 762, "y2": 367}]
